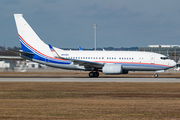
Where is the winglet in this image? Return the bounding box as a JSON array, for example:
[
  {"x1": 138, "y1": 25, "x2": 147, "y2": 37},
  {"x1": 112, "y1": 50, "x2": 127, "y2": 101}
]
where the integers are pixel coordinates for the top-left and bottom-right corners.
[
  {"x1": 48, "y1": 44, "x2": 65, "y2": 59},
  {"x1": 78, "y1": 46, "x2": 82, "y2": 50},
  {"x1": 48, "y1": 44, "x2": 55, "y2": 52}
]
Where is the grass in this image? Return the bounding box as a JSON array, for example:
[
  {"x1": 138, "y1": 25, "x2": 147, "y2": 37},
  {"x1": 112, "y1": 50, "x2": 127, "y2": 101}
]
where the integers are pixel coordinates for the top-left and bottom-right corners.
[{"x1": 0, "y1": 82, "x2": 180, "y2": 119}]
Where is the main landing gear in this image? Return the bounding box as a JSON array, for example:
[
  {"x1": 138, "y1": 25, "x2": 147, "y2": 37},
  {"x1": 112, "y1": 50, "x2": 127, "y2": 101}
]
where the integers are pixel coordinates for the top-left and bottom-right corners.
[{"x1": 89, "y1": 71, "x2": 99, "y2": 77}]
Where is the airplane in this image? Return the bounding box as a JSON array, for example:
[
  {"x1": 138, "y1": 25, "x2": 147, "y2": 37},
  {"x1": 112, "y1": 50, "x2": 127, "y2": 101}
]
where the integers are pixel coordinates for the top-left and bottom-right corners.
[{"x1": 13, "y1": 14, "x2": 176, "y2": 78}]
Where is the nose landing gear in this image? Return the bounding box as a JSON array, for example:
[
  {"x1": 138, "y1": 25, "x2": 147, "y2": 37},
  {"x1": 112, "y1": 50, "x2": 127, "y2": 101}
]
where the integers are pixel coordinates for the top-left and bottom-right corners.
[
  {"x1": 89, "y1": 71, "x2": 99, "y2": 77},
  {"x1": 154, "y1": 73, "x2": 158, "y2": 78}
]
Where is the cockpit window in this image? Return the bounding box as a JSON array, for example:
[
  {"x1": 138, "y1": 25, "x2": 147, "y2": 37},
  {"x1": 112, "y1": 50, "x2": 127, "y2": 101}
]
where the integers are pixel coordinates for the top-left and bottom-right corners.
[{"x1": 160, "y1": 57, "x2": 168, "y2": 60}]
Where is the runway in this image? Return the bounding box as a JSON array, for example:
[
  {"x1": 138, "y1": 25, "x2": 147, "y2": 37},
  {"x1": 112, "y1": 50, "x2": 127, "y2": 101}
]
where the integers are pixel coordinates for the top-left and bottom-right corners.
[{"x1": 0, "y1": 77, "x2": 180, "y2": 82}]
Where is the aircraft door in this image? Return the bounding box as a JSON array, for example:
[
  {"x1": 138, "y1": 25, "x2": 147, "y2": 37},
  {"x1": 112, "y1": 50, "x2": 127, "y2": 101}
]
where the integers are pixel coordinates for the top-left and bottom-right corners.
[{"x1": 150, "y1": 55, "x2": 155, "y2": 64}]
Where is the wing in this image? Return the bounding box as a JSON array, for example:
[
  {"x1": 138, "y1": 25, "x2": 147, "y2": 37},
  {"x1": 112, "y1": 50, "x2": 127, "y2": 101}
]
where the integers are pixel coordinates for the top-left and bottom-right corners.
[
  {"x1": 48, "y1": 44, "x2": 104, "y2": 69},
  {"x1": 0, "y1": 56, "x2": 23, "y2": 60},
  {"x1": 68, "y1": 59, "x2": 103, "y2": 68}
]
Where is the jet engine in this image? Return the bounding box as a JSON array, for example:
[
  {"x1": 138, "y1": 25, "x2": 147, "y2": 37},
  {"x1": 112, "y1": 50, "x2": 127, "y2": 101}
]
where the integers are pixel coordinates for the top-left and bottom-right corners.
[{"x1": 102, "y1": 64, "x2": 122, "y2": 74}]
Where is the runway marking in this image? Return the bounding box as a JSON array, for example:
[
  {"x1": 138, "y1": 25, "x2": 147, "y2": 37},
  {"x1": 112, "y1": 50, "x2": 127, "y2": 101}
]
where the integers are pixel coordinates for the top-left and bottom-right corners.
[{"x1": 0, "y1": 78, "x2": 180, "y2": 82}]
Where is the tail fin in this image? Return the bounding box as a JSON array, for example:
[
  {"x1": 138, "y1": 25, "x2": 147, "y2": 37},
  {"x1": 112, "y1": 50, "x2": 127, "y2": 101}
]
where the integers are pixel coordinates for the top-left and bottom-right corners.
[{"x1": 14, "y1": 14, "x2": 53, "y2": 56}]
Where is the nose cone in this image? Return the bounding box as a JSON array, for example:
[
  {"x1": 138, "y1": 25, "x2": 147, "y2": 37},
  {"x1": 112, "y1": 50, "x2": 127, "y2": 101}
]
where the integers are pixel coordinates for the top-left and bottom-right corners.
[{"x1": 169, "y1": 60, "x2": 176, "y2": 67}]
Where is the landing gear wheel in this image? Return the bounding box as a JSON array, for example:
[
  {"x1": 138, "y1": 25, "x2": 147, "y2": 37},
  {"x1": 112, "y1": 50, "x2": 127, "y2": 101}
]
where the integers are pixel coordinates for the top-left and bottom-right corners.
[
  {"x1": 89, "y1": 72, "x2": 99, "y2": 77},
  {"x1": 94, "y1": 72, "x2": 99, "y2": 77},
  {"x1": 154, "y1": 73, "x2": 158, "y2": 78},
  {"x1": 89, "y1": 72, "x2": 94, "y2": 77}
]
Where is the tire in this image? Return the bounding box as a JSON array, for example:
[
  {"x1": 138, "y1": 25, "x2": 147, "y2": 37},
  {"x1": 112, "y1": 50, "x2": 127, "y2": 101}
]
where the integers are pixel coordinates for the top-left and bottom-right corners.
[
  {"x1": 154, "y1": 74, "x2": 158, "y2": 78},
  {"x1": 89, "y1": 72, "x2": 94, "y2": 77},
  {"x1": 94, "y1": 72, "x2": 99, "y2": 77}
]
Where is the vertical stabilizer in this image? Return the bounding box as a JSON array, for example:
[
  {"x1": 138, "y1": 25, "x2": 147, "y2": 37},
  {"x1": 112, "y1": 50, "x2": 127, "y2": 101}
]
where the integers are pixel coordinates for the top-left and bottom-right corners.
[{"x1": 14, "y1": 14, "x2": 52, "y2": 56}]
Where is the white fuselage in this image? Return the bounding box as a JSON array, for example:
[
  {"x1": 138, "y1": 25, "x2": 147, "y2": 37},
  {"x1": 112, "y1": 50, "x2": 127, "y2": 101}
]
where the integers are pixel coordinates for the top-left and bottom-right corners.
[{"x1": 35, "y1": 50, "x2": 175, "y2": 71}]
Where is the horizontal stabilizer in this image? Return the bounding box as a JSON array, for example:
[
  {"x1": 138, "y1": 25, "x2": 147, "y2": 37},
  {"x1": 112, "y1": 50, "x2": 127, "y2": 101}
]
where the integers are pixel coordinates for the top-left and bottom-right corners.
[{"x1": 8, "y1": 49, "x2": 35, "y2": 55}]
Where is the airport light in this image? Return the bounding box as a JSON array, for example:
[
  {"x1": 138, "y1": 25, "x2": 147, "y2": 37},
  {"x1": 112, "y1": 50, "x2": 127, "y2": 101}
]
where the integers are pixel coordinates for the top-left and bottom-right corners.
[{"x1": 94, "y1": 23, "x2": 97, "y2": 51}]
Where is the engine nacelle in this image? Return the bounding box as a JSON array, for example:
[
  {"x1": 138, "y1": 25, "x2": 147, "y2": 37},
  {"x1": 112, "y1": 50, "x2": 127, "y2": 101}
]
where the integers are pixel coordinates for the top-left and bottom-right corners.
[{"x1": 102, "y1": 64, "x2": 122, "y2": 74}]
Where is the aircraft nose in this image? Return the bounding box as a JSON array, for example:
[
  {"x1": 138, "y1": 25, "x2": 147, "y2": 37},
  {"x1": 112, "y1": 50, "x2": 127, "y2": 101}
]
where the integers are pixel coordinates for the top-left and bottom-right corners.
[{"x1": 169, "y1": 60, "x2": 176, "y2": 67}]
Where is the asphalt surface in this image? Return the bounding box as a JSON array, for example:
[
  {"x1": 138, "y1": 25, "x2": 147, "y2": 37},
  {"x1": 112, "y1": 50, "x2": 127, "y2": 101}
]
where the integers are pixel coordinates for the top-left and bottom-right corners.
[{"x1": 0, "y1": 77, "x2": 180, "y2": 82}]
